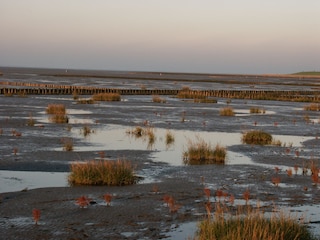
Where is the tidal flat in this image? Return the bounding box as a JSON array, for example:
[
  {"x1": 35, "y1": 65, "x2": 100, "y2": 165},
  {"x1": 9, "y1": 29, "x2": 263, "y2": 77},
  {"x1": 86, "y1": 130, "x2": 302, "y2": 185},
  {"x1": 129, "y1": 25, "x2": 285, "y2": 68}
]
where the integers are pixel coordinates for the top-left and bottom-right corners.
[{"x1": 1, "y1": 68, "x2": 320, "y2": 239}]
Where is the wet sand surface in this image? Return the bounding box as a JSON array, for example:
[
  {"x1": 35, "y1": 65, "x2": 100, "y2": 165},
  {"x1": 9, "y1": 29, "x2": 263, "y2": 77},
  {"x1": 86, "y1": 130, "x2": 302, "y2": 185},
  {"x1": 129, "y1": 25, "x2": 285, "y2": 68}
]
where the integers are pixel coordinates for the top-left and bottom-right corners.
[{"x1": 1, "y1": 68, "x2": 320, "y2": 239}]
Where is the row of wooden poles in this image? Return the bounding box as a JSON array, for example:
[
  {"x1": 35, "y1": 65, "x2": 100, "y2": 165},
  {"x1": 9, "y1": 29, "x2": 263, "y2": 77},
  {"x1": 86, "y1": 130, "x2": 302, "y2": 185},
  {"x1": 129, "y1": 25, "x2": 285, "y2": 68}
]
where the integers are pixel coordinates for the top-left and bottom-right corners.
[{"x1": 1, "y1": 81, "x2": 320, "y2": 101}]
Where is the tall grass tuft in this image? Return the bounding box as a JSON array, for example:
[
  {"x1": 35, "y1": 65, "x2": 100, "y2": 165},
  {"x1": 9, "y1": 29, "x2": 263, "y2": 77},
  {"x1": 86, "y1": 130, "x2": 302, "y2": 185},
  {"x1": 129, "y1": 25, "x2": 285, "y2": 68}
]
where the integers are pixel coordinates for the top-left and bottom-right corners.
[
  {"x1": 46, "y1": 104, "x2": 66, "y2": 114},
  {"x1": 183, "y1": 136, "x2": 226, "y2": 165},
  {"x1": 46, "y1": 104, "x2": 69, "y2": 123},
  {"x1": 304, "y1": 103, "x2": 320, "y2": 111},
  {"x1": 250, "y1": 107, "x2": 265, "y2": 114},
  {"x1": 68, "y1": 159, "x2": 137, "y2": 186},
  {"x1": 92, "y1": 93, "x2": 121, "y2": 101},
  {"x1": 242, "y1": 130, "x2": 272, "y2": 145},
  {"x1": 152, "y1": 95, "x2": 166, "y2": 103},
  {"x1": 196, "y1": 203, "x2": 316, "y2": 240},
  {"x1": 220, "y1": 107, "x2": 235, "y2": 116},
  {"x1": 165, "y1": 130, "x2": 175, "y2": 146}
]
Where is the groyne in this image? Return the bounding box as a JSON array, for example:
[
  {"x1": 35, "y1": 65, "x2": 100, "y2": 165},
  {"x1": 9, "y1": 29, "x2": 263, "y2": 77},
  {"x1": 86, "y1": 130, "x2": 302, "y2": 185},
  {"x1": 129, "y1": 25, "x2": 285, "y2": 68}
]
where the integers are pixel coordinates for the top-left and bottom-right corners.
[{"x1": 1, "y1": 81, "x2": 319, "y2": 102}]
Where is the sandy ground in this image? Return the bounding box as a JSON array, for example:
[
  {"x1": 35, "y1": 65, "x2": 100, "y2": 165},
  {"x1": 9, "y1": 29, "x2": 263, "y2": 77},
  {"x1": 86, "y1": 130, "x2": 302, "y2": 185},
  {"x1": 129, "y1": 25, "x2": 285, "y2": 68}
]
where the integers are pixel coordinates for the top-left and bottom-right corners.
[{"x1": 1, "y1": 68, "x2": 320, "y2": 239}]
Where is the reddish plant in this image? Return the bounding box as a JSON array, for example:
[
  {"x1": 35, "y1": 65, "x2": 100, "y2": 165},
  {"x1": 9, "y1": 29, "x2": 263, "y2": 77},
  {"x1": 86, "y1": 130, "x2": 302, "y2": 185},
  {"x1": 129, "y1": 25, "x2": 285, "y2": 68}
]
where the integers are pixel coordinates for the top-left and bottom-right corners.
[
  {"x1": 222, "y1": 191, "x2": 228, "y2": 200},
  {"x1": 163, "y1": 195, "x2": 171, "y2": 207},
  {"x1": 103, "y1": 194, "x2": 112, "y2": 206},
  {"x1": 286, "y1": 168, "x2": 293, "y2": 177},
  {"x1": 216, "y1": 189, "x2": 223, "y2": 202},
  {"x1": 167, "y1": 196, "x2": 180, "y2": 213},
  {"x1": 204, "y1": 188, "x2": 211, "y2": 200},
  {"x1": 311, "y1": 163, "x2": 319, "y2": 185},
  {"x1": 32, "y1": 208, "x2": 41, "y2": 225},
  {"x1": 285, "y1": 148, "x2": 290, "y2": 154},
  {"x1": 295, "y1": 150, "x2": 300, "y2": 157},
  {"x1": 274, "y1": 166, "x2": 280, "y2": 174},
  {"x1": 76, "y1": 196, "x2": 90, "y2": 208},
  {"x1": 294, "y1": 164, "x2": 299, "y2": 175},
  {"x1": 271, "y1": 176, "x2": 281, "y2": 187},
  {"x1": 13, "y1": 147, "x2": 18, "y2": 156},
  {"x1": 243, "y1": 189, "x2": 250, "y2": 205}
]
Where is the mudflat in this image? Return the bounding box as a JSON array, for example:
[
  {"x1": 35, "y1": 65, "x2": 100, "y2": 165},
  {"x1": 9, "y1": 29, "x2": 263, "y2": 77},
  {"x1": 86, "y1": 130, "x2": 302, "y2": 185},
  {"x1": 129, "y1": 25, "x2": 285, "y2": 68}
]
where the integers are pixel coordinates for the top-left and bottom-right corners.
[{"x1": 1, "y1": 68, "x2": 320, "y2": 239}]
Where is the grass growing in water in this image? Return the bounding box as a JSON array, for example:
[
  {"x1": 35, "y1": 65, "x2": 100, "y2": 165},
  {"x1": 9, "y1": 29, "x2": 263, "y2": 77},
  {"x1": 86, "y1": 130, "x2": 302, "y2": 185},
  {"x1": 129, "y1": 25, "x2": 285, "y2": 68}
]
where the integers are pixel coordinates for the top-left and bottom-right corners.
[
  {"x1": 183, "y1": 136, "x2": 226, "y2": 165},
  {"x1": 152, "y1": 95, "x2": 166, "y2": 103},
  {"x1": 46, "y1": 104, "x2": 69, "y2": 123},
  {"x1": 165, "y1": 130, "x2": 175, "y2": 146},
  {"x1": 250, "y1": 107, "x2": 265, "y2": 114},
  {"x1": 220, "y1": 107, "x2": 235, "y2": 116},
  {"x1": 196, "y1": 203, "x2": 316, "y2": 240},
  {"x1": 68, "y1": 159, "x2": 137, "y2": 186},
  {"x1": 242, "y1": 130, "x2": 272, "y2": 145},
  {"x1": 46, "y1": 104, "x2": 66, "y2": 114},
  {"x1": 92, "y1": 93, "x2": 121, "y2": 101}
]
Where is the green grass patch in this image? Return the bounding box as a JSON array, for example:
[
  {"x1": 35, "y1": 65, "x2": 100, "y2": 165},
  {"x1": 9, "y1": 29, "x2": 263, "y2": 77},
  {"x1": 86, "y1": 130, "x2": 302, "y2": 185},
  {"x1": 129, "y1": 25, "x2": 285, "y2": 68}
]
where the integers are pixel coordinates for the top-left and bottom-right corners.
[
  {"x1": 242, "y1": 130, "x2": 272, "y2": 145},
  {"x1": 68, "y1": 159, "x2": 137, "y2": 186}
]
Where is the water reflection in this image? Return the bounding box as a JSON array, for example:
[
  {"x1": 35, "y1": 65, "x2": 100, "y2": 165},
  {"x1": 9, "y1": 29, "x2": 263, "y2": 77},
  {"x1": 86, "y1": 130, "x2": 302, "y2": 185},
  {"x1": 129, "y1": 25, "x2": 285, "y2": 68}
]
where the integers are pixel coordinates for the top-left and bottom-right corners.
[{"x1": 69, "y1": 124, "x2": 312, "y2": 166}]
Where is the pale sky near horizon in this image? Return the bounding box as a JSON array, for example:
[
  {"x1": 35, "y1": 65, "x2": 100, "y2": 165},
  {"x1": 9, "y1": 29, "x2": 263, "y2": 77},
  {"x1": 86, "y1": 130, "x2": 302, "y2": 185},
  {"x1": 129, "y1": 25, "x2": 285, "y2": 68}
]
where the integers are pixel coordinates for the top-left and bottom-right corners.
[{"x1": 1, "y1": 0, "x2": 319, "y2": 74}]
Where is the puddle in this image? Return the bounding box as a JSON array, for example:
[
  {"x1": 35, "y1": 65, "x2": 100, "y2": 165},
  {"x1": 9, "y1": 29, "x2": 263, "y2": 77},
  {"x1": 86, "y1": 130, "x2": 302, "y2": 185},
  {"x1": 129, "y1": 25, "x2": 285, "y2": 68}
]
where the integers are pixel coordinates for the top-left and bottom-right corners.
[
  {"x1": 1, "y1": 124, "x2": 315, "y2": 193},
  {"x1": 65, "y1": 124, "x2": 312, "y2": 166},
  {"x1": 235, "y1": 109, "x2": 275, "y2": 116},
  {"x1": 0, "y1": 170, "x2": 68, "y2": 193}
]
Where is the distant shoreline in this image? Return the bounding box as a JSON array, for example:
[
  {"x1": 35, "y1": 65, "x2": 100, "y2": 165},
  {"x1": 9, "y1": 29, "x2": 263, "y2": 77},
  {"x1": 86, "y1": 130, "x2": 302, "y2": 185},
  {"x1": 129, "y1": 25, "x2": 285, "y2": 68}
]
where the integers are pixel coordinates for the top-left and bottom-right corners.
[{"x1": 0, "y1": 66, "x2": 319, "y2": 80}]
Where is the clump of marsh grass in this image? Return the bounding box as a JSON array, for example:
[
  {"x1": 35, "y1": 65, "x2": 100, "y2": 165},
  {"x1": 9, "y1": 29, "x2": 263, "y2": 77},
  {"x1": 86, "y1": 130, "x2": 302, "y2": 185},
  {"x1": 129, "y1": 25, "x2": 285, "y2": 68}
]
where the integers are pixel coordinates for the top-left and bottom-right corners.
[
  {"x1": 304, "y1": 103, "x2": 320, "y2": 111},
  {"x1": 196, "y1": 203, "x2": 316, "y2": 240},
  {"x1": 250, "y1": 107, "x2": 265, "y2": 114},
  {"x1": 46, "y1": 104, "x2": 66, "y2": 114},
  {"x1": 177, "y1": 87, "x2": 216, "y2": 103},
  {"x1": 126, "y1": 126, "x2": 156, "y2": 141},
  {"x1": 68, "y1": 159, "x2": 137, "y2": 186},
  {"x1": 81, "y1": 125, "x2": 93, "y2": 137},
  {"x1": 220, "y1": 107, "x2": 234, "y2": 116},
  {"x1": 27, "y1": 113, "x2": 36, "y2": 126},
  {"x1": 61, "y1": 137, "x2": 74, "y2": 151},
  {"x1": 46, "y1": 104, "x2": 69, "y2": 123},
  {"x1": 77, "y1": 98, "x2": 95, "y2": 104},
  {"x1": 242, "y1": 130, "x2": 272, "y2": 145},
  {"x1": 165, "y1": 130, "x2": 175, "y2": 146},
  {"x1": 183, "y1": 136, "x2": 226, "y2": 165},
  {"x1": 152, "y1": 95, "x2": 166, "y2": 103},
  {"x1": 92, "y1": 93, "x2": 121, "y2": 101}
]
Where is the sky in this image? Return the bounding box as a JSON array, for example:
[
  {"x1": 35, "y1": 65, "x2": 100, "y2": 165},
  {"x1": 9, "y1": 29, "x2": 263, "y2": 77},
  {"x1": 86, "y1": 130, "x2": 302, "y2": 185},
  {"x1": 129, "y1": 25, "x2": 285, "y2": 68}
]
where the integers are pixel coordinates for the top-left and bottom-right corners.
[{"x1": 1, "y1": 0, "x2": 319, "y2": 74}]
